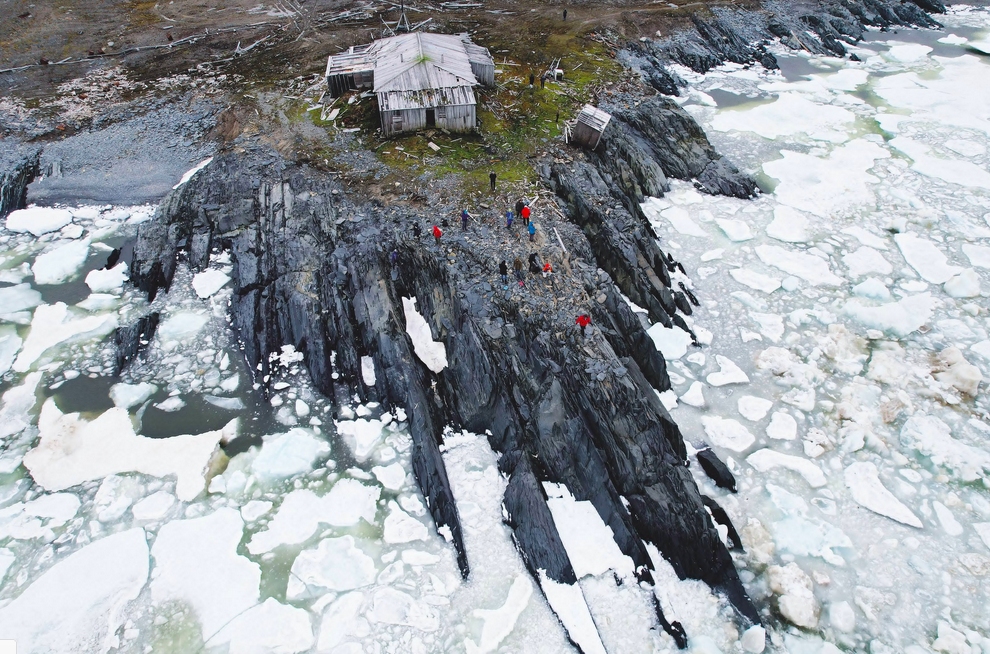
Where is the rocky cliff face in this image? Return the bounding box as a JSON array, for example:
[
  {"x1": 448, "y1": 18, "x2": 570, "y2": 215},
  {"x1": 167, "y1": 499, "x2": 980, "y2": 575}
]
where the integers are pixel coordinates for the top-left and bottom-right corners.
[{"x1": 0, "y1": 144, "x2": 40, "y2": 220}]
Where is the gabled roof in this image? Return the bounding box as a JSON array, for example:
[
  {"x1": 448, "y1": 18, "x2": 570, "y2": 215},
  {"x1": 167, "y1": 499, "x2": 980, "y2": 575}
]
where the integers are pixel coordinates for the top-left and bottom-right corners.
[
  {"x1": 577, "y1": 104, "x2": 612, "y2": 132},
  {"x1": 326, "y1": 33, "x2": 493, "y2": 93}
]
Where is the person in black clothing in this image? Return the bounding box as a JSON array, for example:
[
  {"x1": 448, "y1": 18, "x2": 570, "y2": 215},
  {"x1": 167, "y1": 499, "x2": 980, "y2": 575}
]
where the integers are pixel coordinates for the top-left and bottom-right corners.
[
  {"x1": 563, "y1": 8, "x2": 568, "y2": 20},
  {"x1": 540, "y1": 74, "x2": 546, "y2": 89},
  {"x1": 515, "y1": 199, "x2": 524, "y2": 217},
  {"x1": 489, "y1": 171, "x2": 497, "y2": 191},
  {"x1": 499, "y1": 260, "x2": 508, "y2": 286},
  {"x1": 528, "y1": 252, "x2": 540, "y2": 275},
  {"x1": 413, "y1": 222, "x2": 422, "y2": 238},
  {"x1": 529, "y1": 72, "x2": 535, "y2": 86}
]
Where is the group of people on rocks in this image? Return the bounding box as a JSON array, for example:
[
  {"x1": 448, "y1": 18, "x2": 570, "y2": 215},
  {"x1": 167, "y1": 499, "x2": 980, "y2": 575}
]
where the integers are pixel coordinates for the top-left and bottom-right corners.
[
  {"x1": 425, "y1": 199, "x2": 537, "y2": 248},
  {"x1": 498, "y1": 251, "x2": 553, "y2": 289}
]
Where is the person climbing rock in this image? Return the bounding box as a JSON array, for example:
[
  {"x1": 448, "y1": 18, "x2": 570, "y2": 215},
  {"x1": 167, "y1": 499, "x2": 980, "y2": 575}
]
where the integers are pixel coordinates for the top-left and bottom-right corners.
[
  {"x1": 506, "y1": 210, "x2": 514, "y2": 230},
  {"x1": 521, "y1": 204, "x2": 530, "y2": 225},
  {"x1": 433, "y1": 225, "x2": 442, "y2": 246},
  {"x1": 528, "y1": 253, "x2": 540, "y2": 275},
  {"x1": 461, "y1": 209, "x2": 470, "y2": 231},
  {"x1": 489, "y1": 171, "x2": 497, "y2": 191},
  {"x1": 499, "y1": 260, "x2": 508, "y2": 287},
  {"x1": 413, "y1": 222, "x2": 422, "y2": 238},
  {"x1": 513, "y1": 257, "x2": 524, "y2": 285},
  {"x1": 528, "y1": 221, "x2": 536, "y2": 242},
  {"x1": 576, "y1": 314, "x2": 590, "y2": 337}
]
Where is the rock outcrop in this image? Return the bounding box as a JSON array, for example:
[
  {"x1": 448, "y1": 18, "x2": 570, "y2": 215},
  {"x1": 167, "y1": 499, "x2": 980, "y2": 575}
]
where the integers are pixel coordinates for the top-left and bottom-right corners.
[{"x1": 0, "y1": 144, "x2": 40, "y2": 220}]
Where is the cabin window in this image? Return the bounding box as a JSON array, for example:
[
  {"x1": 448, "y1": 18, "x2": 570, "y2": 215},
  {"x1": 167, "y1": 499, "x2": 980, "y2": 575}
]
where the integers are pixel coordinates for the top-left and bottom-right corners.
[
  {"x1": 391, "y1": 114, "x2": 403, "y2": 131},
  {"x1": 436, "y1": 106, "x2": 447, "y2": 120}
]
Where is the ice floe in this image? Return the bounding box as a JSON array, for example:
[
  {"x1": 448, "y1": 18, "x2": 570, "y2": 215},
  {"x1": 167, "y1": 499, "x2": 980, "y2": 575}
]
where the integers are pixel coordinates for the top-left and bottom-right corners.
[
  {"x1": 289, "y1": 535, "x2": 377, "y2": 596},
  {"x1": 747, "y1": 449, "x2": 826, "y2": 488},
  {"x1": 23, "y1": 399, "x2": 231, "y2": 501},
  {"x1": 702, "y1": 416, "x2": 756, "y2": 452},
  {"x1": 191, "y1": 268, "x2": 230, "y2": 298},
  {"x1": 543, "y1": 482, "x2": 635, "y2": 578},
  {"x1": 647, "y1": 323, "x2": 694, "y2": 359},
  {"x1": 13, "y1": 302, "x2": 117, "y2": 372},
  {"x1": 85, "y1": 263, "x2": 128, "y2": 293},
  {"x1": 894, "y1": 233, "x2": 963, "y2": 283},
  {"x1": 5, "y1": 206, "x2": 74, "y2": 236},
  {"x1": 844, "y1": 462, "x2": 922, "y2": 528},
  {"x1": 31, "y1": 238, "x2": 91, "y2": 285},
  {"x1": 251, "y1": 428, "x2": 330, "y2": 478}
]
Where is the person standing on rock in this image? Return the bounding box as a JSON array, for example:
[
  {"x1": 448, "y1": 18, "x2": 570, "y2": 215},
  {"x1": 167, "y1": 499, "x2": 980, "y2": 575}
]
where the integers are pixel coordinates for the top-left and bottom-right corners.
[
  {"x1": 461, "y1": 209, "x2": 470, "y2": 231},
  {"x1": 521, "y1": 204, "x2": 531, "y2": 226},
  {"x1": 506, "y1": 210, "x2": 514, "y2": 231},
  {"x1": 576, "y1": 314, "x2": 590, "y2": 338},
  {"x1": 528, "y1": 252, "x2": 540, "y2": 275},
  {"x1": 513, "y1": 257, "x2": 524, "y2": 286},
  {"x1": 563, "y1": 8, "x2": 568, "y2": 20},
  {"x1": 529, "y1": 72, "x2": 535, "y2": 87},
  {"x1": 433, "y1": 225, "x2": 442, "y2": 246},
  {"x1": 390, "y1": 249, "x2": 398, "y2": 267},
  {"x1": 499, "y1": 260, "x2": 508, "y2": 287},
  {"x1": 528, "y1": 221, "x2": 536, "y2": 242},
  {"x1": 489, "y1": 171, "x2": 497, "y2": 191},
  {"x1": 515, "y1": 199, "x2": 524, "y2": 218},
  {"x1": 413, "y1": 222, "x2": 422, "y2": 238}
]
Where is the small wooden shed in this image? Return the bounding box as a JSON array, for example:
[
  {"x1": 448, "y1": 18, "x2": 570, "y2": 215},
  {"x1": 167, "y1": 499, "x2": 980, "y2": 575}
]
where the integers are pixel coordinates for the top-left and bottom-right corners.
[
  {"x1": 571, "y1": 104, "x2": 612, "y2": 150},
  {"x1": 325, "y1": 33, "x2": 495, "y2": 136}
]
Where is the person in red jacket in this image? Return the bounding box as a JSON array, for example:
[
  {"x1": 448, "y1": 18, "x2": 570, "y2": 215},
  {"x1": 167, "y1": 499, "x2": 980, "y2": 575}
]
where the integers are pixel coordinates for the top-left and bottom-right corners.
[
  {"x1": 521, "y1": 205, "x2": 531, "y2": 226},
  {"x1": 576, "y1": 314, "x2": 590, "y2": 337},
  {"x1": 433, "y1": 225, "x2": 442, "y2": 246}
]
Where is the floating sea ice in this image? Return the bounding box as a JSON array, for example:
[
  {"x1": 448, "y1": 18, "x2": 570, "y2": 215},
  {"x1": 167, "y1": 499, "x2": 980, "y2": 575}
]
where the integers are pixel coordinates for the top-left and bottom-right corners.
[
  {"x1": 0, "y1": 283, "x2": 42, "y2": 314},
  {"x1": 0, "y1": 332, "x2": 21, "y2": 376},
  {"x1": 767, "y1": 562, "x2": 820, "y2": 628},
  {"x1": 31, "y1": 238, "x2": 91, "y2": 285},
  {"x1": 76, "y1": 293, "x2": 118, "y2": 312},
  {"x1": 886, "y1": 44, "x2": 932, "y2": 62},
  {"x1": 337, "y1": 417, "x2": 385, "y2": 461},
  {"x1": 945, "y1": 138, "x2": 986, "y2": 157},
  {"x1": 647, "y1": 323, "x2": 694, "y2": 359},
  {"x1": 852, "y1": 278, "x2": 891, "y2": 300},
  {"x1": 211, "y1": 598, "x2": 314, "y2": 654},
  {"x1": 707, "y1": 355, "x2": 750, "y2": 386},
  {"x1": 843, "y1": 247, "x2": 892, "y2": 277},
  {"x1": 894, "y1": 233, "x2": 963, "y2": 283},
  {"x1": 702, "y1": 416, "x2": 755, "y2": 452},
  {"x1": 900, "y1": 415, "x2": 990, "y2": 482},
  {"x1": 204, "y1": 395, "x2": 245, "y2": 411},
  {"x1": 729, "y1": 268, "x2": 781, "y2": 293},
  {"x1": 191, "y1": 268, "x2": 230, "y2": 298},
  {"x1": 85, "y1": 263, "x2": 127, "y2": 293},
  {"x1": 0, "y1": 549, "x2": 13, "y2": 583},
  {"x1": 756, "y1": 245, "x2": 842, "y2": 286},
  {"x1": 372, "y1": 463, "x2": 407, "y2": 491},
  {"x1": 158, "y1": 311, "x2": 209, "y2": 341},
  {"x1": 766, "y1": 206, "x2": 811, "y2": 243},
  {"x1": 13, "y1": 302, "x2": 117, "y2": 372},
  {"x1": 252, "y1": 428, "x2": 330, "y2": 479},
  {"x1": 543, "y1": 482, "x2": 635, "y2": 578},
  {"x1": 764, "y1": 140, "x2": 889, "y2": 217},
  {"x1": 844, "y1": 462, "x2": 922, "y2": 528},
  {"x1": 383, "y1": 500, "x2": 428, "y2": 543},
  {"x1": 710, "y1": 93, "x2": 855, "y2": 143},
  {"x1": 738, "y1": 395, "x2": 772, "y2": 421},
  {"x1": 653, "y1": 204, "x2": 707, "y2": 237},
  {"x1": 402, "y1": 296, "x2": 447, "y2": 373},
  {"x1": 173, "y1": 156, "x2": 214, "y2": 189},
  {"x1": 740, "y1": 625, "x2": 767, "y2": 653},
  {"x1": 289, "y1": 535, "x2": 377, "y2": 595},
  {"x1": 680, "y1": 381, "x2": 706, "y2": 407},
  {"x1": 369, "y1": 587, "x2": 440, "y2": 632},
  {"x1": 537, "y1": 572, "x2": 607, "y2": 654},
  {"x1": 151, "y1": 508, "x2": 260, "y2": 637},
  {"x1": 240, "y1": 500, "x2": 272, "y2": 522},
  {"x1": 247, "y1": 480, "x2": 381, "y2": 553},
  {"x1": 934, "y1": 346, "x2": 983, "y2": 397},
  {"x1": 975, "y1": 523, "x2": 990, "y2": 552},
  {"x1": 748, "y1": 449, "x2": 826, "y2": 487},
  {"x1": 716, "y1": 218, "x2": 753, "y2": 242},
  {"x1": 361, "y1": 355, "x2": 376, "y2": 386},
  {"x1": 23, "y1": 398, "x2": 231, "y2": 501},
  {"x1": 932, "y1": 501, "x2": 963, "y2": 536},
  {"x1": 841, "y1": 226, "x2": 888, "y2": 250},
  {"x1": 943, "y1": 269, "x2": 981, "y2": 298},
  {"x1": 465, "y1": 575, "x2": 533, "y2": 654},
  {"x1": 0, "y1": 492, "x2": 81, "y2": 541},
  {"x1": 842, "y1": 293, "x2": 937, "y2": 337},
  {"x1": 962, "y1": 244, "x2": 990, "y2": 269},
  {"x1": 131, "y1": 490, "x2": 175, "y2": 521},
  {"x1": 0, "y1": 528, "x2": 149, "y2": 654},
  {"x1": 109, "y1": 382, "x2": 157, "y2": 410},
  {"x1": 766, "y1": 411, "x2": 798, "y2": 441},
  {"x1": 890, "y1": 137, "x2": 990, "y2": 190},
  {"x1": 938, "y1": 34, "x2": 968, "y2": 45},
  {"x1": 155, "y1": 396, "x2": 185, "y2": 412},
  {"x1": 750, "y1": 312, "x2": 784, "y2": 342},
  {"x1": 5, "y1": 206, "x2": 73, "y2": 236},
  {"x1": 931, "y1": 621, "x2": 971, "y2": 654},
  {"x1": 317, "y1": 592, "x2": 370, "y2": 651},
  {"x1": 0, "y1": 371, "x2": 42, "y2": 439}
]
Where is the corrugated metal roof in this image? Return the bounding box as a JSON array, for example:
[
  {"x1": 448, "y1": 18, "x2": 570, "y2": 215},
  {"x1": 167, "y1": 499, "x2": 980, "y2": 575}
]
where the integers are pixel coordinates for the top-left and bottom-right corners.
[
  {"x1": 326, "y1": 32, "x2": 494, "y2": 94},
  {"x1": 577, "y1": 104, "x2": 612, "y2": 132},
  {"x1": 378, "y1": 85, "x2": 477, "y2": 111}
]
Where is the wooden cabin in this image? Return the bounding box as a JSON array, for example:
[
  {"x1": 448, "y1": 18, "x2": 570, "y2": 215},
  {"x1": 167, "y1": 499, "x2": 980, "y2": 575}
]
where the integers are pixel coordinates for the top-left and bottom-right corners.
[
  {"x1": 325, "y1": 33, "x2": 495, "y2": 137},
  {"x1": 572, "y1": 104, "x2": 612, "y2": 150}
]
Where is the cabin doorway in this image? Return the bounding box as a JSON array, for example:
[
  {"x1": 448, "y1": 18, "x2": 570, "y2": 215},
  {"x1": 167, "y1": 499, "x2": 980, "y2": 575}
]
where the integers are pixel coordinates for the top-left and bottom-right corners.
[{"x1": 426, "y1": 109, "x2": 436, "y2": 128}]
